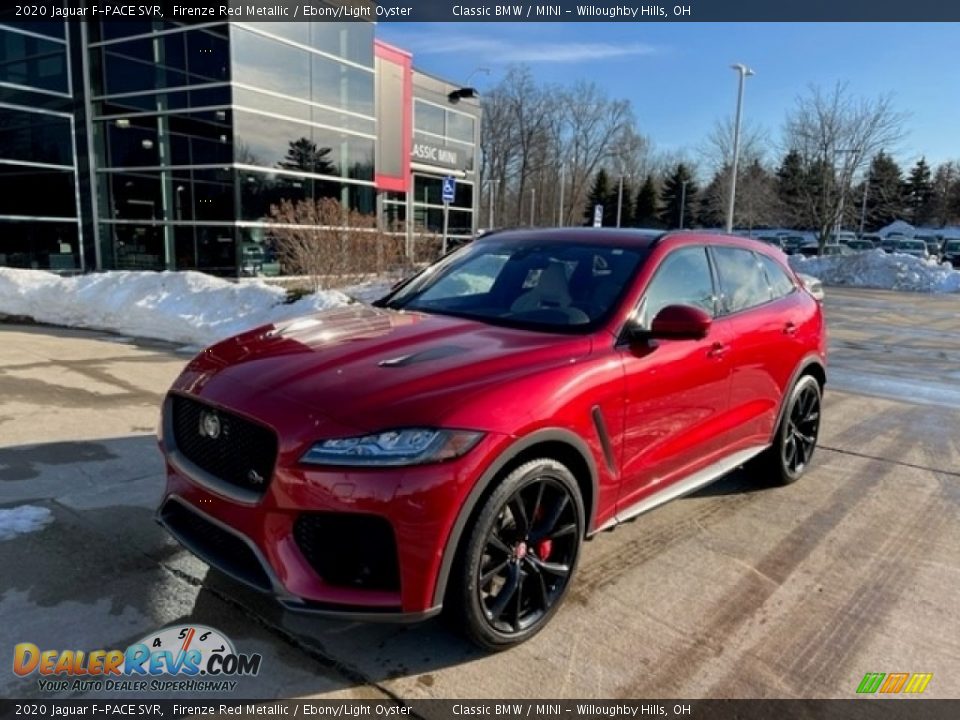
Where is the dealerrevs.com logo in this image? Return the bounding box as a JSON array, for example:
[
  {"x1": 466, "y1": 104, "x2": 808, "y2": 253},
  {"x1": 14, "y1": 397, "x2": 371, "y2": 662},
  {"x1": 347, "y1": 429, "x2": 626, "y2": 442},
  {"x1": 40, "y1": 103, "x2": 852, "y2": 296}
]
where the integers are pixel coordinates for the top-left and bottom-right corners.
[{"x1": 13, "y1": 625, "x2": 262, "y2": 693}]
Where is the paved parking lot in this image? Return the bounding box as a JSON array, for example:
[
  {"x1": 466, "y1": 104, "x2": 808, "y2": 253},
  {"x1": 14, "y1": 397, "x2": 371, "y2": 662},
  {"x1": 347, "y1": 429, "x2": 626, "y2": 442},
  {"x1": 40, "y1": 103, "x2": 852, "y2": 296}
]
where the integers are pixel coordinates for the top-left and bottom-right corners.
[{"x1": 2, "y1": 287, "x2": 959, "y2": 700}]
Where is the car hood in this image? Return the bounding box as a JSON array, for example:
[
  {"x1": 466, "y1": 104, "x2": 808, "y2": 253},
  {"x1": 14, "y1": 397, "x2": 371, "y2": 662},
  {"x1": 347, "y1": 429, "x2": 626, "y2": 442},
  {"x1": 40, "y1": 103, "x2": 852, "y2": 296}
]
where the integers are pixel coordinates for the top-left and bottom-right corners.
[{"x1": 174, "y1": 304, "x2": 593, "y2": 432}]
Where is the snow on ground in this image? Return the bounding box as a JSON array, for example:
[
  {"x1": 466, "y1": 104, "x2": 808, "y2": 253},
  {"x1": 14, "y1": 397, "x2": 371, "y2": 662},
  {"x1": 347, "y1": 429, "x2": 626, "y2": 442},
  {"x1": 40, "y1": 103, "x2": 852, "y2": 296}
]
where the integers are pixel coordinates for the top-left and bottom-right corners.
[
  {"x1": 789, "y1": 249, "x2": 960, "y2": 293},
  {"x1": 0, "y1": 505, "x2": 53, "y2": 541},
  {"x1": 0, "y1": 269, "x2": 359, "y2": 347}
]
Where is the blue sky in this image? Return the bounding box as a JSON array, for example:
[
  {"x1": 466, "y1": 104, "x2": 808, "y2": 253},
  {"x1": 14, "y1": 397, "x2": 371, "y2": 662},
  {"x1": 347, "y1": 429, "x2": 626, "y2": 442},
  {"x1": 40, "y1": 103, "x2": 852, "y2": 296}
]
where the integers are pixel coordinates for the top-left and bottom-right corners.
[{"x1": 378, "y1": 22, "x2": 958, "y2": 171}]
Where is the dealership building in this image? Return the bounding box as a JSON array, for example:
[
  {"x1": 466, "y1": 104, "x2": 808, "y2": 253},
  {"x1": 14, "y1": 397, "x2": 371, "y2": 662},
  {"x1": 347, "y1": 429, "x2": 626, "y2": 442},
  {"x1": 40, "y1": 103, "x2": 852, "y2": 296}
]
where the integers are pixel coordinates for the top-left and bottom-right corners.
[{"x1": 0, "y1": 16, "x2": 481, "y2": 274}]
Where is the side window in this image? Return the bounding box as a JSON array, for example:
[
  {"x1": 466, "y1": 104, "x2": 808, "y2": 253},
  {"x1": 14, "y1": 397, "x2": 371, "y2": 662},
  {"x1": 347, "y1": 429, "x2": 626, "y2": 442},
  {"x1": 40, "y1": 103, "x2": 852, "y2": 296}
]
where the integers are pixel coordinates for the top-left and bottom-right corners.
[
  {"x1": 638, "y1": 246, "x2": 716, "y2": 327},
  {"x1": 712, "y1": 247, "x2": 773, "y2": 313},
  {"x1": 757, "y1": 253, "x2": 796, "y2": 299}
]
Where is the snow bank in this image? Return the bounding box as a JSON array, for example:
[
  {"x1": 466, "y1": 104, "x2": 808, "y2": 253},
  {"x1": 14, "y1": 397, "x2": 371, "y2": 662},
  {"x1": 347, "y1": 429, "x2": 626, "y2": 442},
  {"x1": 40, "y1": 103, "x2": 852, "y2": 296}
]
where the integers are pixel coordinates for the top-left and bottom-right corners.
[
  {"x1": 0, "y1": 269, "x2": 356, "y2": 346},
  {"x1": 0, "y1": 505, "x2": 53, "y2": 541},
  {"x1": 789, "y1": 249, "x2": 960, "y2": 293}
]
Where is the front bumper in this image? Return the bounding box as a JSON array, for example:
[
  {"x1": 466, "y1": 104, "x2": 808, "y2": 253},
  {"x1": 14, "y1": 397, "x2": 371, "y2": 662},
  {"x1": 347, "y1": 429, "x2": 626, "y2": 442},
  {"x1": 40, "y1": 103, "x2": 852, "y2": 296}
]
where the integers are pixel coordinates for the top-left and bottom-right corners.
[{"x1": 157, "y1": 394, "x2": 505, "y2": 619}]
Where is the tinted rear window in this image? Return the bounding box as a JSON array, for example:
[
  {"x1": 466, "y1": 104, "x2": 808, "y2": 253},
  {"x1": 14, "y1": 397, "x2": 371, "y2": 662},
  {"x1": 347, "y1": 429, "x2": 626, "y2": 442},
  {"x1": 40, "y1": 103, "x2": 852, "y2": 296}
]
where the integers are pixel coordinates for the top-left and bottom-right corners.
[{"x1": 712, "y1": 246, "x2": 773, "y2": 313}]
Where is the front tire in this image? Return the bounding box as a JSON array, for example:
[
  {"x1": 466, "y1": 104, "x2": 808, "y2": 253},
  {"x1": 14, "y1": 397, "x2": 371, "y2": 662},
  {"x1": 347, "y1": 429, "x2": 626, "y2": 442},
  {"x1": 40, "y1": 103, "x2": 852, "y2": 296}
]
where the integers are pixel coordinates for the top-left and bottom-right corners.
[
  {"x1": 448, "y1": 459, "x2": 584, "y2": 651},
  {"x1": 755, "y1": 374, "x2": 822, "y2": 486}
]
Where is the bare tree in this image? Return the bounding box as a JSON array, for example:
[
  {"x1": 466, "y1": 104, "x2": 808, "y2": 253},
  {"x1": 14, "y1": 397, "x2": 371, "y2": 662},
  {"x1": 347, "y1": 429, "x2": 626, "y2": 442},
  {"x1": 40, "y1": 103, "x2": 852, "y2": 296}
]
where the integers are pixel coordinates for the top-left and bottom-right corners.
[
  {"x1": 559, "y1": 81, "x2": 635, "y2": 225},
  {"x1": 700, "y1": 116, "x2": 769, "y2": 173},
  {"x1": 268, "y1": 198, "x2": 404, "y2": 290},
  {"x1": 782, "y1": 82, "x2": 906, "y2": 250},
  {"x1": 698, "y1": 118, "x2": 778, "y2": 229},
  {"x1": 480, "y1": 67, "x2": 637, "y2": 228}
]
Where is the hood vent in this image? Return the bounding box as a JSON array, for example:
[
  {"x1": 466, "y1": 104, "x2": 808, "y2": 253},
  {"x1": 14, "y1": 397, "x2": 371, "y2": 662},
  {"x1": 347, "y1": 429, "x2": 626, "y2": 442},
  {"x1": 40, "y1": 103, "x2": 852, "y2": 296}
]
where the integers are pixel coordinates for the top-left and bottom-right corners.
[{"x1": 378, "y1": 345, "x2": 467, "y2": 367}]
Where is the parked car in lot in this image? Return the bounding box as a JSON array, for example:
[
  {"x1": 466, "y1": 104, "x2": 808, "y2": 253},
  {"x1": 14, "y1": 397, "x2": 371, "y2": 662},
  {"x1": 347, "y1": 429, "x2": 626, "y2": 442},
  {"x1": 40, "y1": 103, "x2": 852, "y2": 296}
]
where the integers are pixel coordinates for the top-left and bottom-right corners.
[
  {"x1": 798, "y1": 240, "x2": 852, "y2": 257},
  {"x1": 844, "y1": 238, "x2": 875, "y2": 252},
  {"x1": 880, "y1": 235, "x2": 904, "y2": 252},
  {"x1": 156, "y1": 229, "x2": 827, "y2": 649},
  {"x1": 914, "y1": 234, "x2": 942, "y2": 258},
  {"x1": 757, "y1": 235, "x2": 787, "y2": 250},
  {"x1": 859, "y1": 233, "x2": 883, "y2": 247},
  {"x1": 781, "y1": 235, "x2": 809, "y2": 255},
  {"x1": 941, "y1": 238, "x2": 960, "y2": 267},
  {"x1": 894, "y1": 238, "x2": 929, "y2": 259},
  {"x1": 830, "y1": 231, "x2": 858, "y2": 246}
]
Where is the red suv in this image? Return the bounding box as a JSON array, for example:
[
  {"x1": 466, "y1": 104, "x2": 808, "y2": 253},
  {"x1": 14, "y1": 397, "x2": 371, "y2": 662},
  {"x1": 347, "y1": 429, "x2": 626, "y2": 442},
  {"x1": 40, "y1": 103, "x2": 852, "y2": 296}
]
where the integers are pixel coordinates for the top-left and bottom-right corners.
[{"x1": 157, "y1": 229, "x2": 826, "y2": 649}]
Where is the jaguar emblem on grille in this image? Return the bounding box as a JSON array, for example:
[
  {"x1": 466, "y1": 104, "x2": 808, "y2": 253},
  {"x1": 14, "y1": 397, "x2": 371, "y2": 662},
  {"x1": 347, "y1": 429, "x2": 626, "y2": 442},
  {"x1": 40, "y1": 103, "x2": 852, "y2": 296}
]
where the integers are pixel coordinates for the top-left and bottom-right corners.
[
  {"x1": 198, "y1": 410, "x2": 222, "y2": 440},
  {"x1": 247, "y1": 469, "x2": 264, "y2": 485}
]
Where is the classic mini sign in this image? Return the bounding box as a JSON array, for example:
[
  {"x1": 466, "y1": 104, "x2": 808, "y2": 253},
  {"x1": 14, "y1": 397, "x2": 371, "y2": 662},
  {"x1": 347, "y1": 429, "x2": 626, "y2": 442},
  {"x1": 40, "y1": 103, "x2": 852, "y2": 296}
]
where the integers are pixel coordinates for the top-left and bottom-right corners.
[{"x1": 412, "y1": 142, "x2": 460, "y2": 170}]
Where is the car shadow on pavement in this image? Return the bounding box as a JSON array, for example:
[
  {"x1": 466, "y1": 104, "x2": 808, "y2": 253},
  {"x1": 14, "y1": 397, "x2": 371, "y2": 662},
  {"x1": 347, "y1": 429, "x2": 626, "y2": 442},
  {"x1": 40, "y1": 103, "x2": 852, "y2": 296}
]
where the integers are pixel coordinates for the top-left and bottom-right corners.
[
  {"x1": 1, "y1": 432, "x2": 784, "y2": 699},
  {"x1": 686, "y1": 465, "x2": 774, "y2": 498},
  {"x1": 0, "y1": 434, "x2": 484, "y2": 699}
]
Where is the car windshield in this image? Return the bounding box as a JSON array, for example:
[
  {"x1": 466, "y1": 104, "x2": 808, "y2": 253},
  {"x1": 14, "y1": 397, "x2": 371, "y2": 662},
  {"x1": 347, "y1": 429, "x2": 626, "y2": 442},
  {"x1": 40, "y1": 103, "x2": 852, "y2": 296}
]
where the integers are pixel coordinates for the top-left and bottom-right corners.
[
  {"x1": 945, "y1": 241, "x2": 960, "y2": 251},
  {"x1": 380, "y1": 240, "x2": 647, "y2": 332},
  {"x1": 898, "y1": 241, "x2": 924, "y2": 250}
]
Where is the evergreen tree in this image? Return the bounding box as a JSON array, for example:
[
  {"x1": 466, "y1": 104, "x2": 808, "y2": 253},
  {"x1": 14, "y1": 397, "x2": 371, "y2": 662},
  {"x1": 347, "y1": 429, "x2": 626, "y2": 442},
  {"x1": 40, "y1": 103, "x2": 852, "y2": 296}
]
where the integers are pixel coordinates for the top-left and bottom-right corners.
[
  {"x1": 279, "y1": 137, "x2": 335, "y2": 176},
  {"x1": 776, "y1": 149, "x2": 807, "y2": 227},
  {"x1": 697, "y1": 169, "x2": 726, "y2": 228},
  {"x1": 863, "y1": 151, "x2": 905, "y2": 231},
  {"x1": 633, "y1": 174, "x2": 659, "y2": 227},
  {"x1": 583, "y1": 169, "x2": 611, "y2": 226},
  {"x1": 905, "y1": 157, "x2": 935, "y2": 226},
  {"x1": 659, "y1": 164, "x2": 698, "y2": 229}
]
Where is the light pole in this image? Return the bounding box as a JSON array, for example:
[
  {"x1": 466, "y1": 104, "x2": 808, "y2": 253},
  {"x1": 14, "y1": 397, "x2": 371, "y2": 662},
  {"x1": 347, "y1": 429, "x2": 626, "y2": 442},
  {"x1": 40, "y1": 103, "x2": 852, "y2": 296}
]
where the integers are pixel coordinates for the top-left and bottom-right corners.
[
  {"x1": 859, "y1": 180, "x2": 869, "y2": 237},
  {"x1": 679, "y1": 180, "x2": 688, "y2": 230},
  {"x1": 616, "y1": 175, "x2": 624, "y2": 228},
  {"x1": 558, "y1": 163, "x2": 566, "y2": 227},
  {"x1": 530, "y1": 188, "x2": 536, "y2": 226},
  {"x1": 725, "y1": 63, "x2": 755, "y2": 234}
]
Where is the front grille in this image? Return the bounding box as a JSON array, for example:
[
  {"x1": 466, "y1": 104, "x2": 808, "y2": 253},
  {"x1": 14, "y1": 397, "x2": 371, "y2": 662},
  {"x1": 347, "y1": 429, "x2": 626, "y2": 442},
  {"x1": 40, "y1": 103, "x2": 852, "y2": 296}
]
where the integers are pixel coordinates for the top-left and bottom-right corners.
[
  {"x1": 160, "y1": 499, "x2": 272, "y2": 592},
  {"x1": 170, "y1": 394, "x2": 278, "y2": 495},
  {"x1": 294, "y1": 513, "x2": 401, "y2": 592}
]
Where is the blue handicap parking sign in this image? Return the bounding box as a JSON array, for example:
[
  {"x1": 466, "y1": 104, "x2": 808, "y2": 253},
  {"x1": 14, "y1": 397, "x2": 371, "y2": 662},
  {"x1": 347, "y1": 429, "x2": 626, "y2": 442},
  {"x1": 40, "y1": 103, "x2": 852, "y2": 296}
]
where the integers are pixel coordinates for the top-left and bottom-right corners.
[{"x1": 442, "y1": 176, "x2": 456, "y2": 204}]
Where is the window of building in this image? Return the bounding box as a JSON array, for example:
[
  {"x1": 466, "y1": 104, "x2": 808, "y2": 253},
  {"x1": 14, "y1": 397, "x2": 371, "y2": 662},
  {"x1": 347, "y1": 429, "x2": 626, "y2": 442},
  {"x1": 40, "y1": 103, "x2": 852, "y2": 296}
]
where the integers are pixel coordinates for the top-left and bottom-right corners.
[
  {"x1": 0, "y1": 28, "x2": 69, "y2": 94},
  {"x1": 0, "y1": 107, "x2": 73, "y2": 166},
  {"x1": 98, "y1": 29, "x2": 229, "y2": 96},
  {"x1": 233, "y1": 109, "x2": 374, "y2": 181},
  {"x1": 414, "y1": 101, "x2": 445, "y2": 136},
  {"x1": 446, "y1": 111, "x2": 476, "y2": 144},
  {"x1": 0, "y1": 165, "x2": 76, "y2": 218},
  {"x1": 0, "y1": 219, "x2": 78, "y2": 270},
  {"x1": 412, "y1": 175, "x2": 473, "y2": 209}
]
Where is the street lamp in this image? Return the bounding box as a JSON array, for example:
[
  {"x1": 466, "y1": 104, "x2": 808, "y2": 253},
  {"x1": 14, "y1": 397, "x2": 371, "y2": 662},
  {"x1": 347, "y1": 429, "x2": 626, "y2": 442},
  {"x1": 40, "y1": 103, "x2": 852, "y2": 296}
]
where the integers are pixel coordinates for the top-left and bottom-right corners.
[{"x1": 725, "y1": 63, "x2": 755, "y2": 234}]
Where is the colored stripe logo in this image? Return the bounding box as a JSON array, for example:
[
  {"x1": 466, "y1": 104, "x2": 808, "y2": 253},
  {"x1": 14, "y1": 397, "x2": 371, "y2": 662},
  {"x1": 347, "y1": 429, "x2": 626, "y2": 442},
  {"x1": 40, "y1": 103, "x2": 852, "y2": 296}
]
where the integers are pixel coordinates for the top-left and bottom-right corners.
[{"x1": 857, "y1": 672, "x2": 933, "y2": 694}]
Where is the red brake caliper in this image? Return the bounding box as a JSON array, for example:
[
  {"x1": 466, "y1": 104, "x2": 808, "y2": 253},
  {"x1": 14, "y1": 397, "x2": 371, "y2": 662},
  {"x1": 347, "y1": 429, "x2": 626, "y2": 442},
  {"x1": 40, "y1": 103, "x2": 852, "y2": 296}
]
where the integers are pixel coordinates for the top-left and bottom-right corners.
[{"x1": 536, "y1": 539, "x2": 552, "y2": 561}]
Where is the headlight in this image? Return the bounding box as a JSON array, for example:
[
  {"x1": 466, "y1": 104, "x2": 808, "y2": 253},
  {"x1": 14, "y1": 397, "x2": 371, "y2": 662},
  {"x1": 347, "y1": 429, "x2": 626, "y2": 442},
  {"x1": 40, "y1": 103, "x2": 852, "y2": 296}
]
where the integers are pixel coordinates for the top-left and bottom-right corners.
[{"x1": 300, "y1": 429, "x2": 484, "y2": 467}]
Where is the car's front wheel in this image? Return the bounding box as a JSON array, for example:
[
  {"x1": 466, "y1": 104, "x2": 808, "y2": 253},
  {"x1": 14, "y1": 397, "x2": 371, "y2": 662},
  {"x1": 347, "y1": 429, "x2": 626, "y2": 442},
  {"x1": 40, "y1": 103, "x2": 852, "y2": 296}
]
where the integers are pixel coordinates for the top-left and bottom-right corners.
[
  {"x1": 756, "y1": 374, "x2": 822, "y2": 485},
  {"x1": 449, "y1": 458, "x2": 584, "y2": 650}
]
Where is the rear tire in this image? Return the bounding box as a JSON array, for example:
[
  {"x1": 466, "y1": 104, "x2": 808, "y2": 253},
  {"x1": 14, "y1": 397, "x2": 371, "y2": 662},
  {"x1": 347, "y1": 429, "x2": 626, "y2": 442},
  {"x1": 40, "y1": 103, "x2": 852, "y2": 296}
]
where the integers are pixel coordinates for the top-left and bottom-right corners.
[
  {"x1": 753, "y1": 375, "x2": 822, "y2": 486},
  {"x1": 446, "y1": 459, "x2": 584, "y2": 651}
]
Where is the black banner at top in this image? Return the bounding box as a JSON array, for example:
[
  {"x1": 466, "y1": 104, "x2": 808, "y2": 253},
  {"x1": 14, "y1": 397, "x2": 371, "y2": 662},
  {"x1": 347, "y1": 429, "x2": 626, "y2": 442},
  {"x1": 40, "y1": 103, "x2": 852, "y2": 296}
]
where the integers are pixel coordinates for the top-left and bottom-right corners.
[{"x1": 5, "y1": 0, "x2": 960, "y2": 22}]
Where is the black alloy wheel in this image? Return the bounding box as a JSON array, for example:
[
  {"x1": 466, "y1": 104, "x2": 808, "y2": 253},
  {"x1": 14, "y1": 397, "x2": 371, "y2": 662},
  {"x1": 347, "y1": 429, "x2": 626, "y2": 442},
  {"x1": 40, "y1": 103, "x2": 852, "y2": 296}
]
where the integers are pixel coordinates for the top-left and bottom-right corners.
[
  {"x1": 449, "y1": 458, "x2": 584, "y2": 650},
  {"x1": 782, "y1": 378, "x2": 821, "y2": 476},
  {"x1": 753, "y1": 374, "x2": 822, "y2": 486}
]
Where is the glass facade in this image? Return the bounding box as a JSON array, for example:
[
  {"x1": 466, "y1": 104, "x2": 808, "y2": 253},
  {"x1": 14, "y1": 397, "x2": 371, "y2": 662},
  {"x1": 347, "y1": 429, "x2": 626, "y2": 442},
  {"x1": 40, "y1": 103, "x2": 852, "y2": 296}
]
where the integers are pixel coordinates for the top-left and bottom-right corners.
[
  {"x1": 382, "y1": 91, "x2": 479, "y2": 241},
  {"x1": 0, "y1": 16, "x2": 479, "y2": 275},
  {"x1": 0, "y1": 21, "x2": 80, "y2": 270}
]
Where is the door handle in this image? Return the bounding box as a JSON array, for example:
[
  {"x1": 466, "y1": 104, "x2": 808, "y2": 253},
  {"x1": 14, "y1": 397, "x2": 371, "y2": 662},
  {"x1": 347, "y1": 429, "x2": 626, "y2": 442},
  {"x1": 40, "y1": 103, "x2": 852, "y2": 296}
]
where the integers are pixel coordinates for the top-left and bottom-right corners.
[
  {"x1": 783, "y1": 321, "x2": 798, "y2": 336},
  {"x1": 707, "y1": 341, "x2": 728, "y2": 359}
]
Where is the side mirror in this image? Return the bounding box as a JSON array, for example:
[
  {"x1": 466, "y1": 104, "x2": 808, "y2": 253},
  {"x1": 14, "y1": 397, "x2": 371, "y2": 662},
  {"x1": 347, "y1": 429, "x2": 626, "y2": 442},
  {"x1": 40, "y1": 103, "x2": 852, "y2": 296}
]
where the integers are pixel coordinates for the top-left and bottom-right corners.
[
  {"x1": 650, "y1": 305, "x2": 712, "y2": 340},
  {"x1": 626, "y1": 304, "x2": 712, "y2": 343}
]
